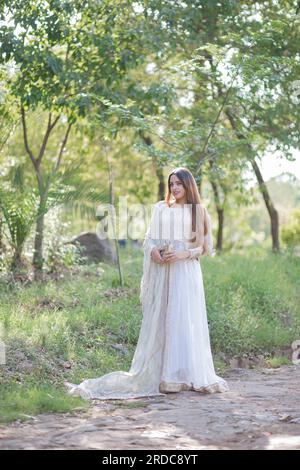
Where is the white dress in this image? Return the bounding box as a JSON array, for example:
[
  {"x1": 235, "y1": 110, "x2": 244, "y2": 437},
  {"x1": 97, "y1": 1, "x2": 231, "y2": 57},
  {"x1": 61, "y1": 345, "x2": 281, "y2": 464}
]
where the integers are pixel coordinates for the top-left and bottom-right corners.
[{"x1": 66, "y1": 200, "x2": 229, "y2": 400}]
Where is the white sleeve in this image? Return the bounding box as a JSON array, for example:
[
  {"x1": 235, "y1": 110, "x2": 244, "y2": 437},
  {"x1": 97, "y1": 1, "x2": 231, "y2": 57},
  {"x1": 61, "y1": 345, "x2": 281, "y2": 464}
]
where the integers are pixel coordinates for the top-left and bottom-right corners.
[
  {"x1": 187, "y1": 207, "x2": 214, "y2": 259},
  {"x1": 204, "y1": 209, "x2": 214, "y2": 256}
]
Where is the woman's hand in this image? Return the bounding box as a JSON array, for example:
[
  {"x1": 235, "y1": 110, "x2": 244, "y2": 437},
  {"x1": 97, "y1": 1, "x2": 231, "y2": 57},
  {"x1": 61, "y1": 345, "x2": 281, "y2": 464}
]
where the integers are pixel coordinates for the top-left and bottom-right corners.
[
  {"x1": 150, "y1": 247, "x2": 165, "y2": 264},
  {"x1": 163, "y1": 249, "x2": 190, "y2": 263}
]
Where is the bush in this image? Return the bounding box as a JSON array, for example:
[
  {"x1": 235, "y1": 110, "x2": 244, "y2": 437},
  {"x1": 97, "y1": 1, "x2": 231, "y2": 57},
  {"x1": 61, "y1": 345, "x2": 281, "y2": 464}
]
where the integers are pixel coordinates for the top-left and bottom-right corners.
[{"x1": 281, "y1": 208, "x2": 300, "y2": 248}]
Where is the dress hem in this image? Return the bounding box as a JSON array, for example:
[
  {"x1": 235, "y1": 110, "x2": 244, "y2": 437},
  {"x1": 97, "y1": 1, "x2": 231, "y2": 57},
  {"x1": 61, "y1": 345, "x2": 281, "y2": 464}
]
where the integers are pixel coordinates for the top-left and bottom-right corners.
[{"x1": 159, "y1": 380, "x2": 229, "y2": 394}]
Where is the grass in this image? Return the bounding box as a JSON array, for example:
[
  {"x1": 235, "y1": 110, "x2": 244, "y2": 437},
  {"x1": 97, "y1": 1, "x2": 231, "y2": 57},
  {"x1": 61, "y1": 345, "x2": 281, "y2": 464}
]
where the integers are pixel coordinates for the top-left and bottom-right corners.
[
  {"x1": 0, "y1": 385, "x2": 87, "y2": 424},
  {"x1": 0, "y1": 244, "x2": 299, "y2": 423},
  {"x1": 264, "y1": 356, "x2": 292, "y2": 368},
  {"x1": 204, "y1": 247, "x2": 300, "y2": 358}
]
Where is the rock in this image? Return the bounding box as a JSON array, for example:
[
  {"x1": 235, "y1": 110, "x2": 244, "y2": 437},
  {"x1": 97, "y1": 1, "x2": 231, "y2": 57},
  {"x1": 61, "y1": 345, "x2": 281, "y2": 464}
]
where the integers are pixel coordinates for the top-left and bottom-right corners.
[
  {"x1": 19, "y1": 361, "x2": 35, "y2": 372},
  {"x1": 227, "y1": 367, "x2": 249, "y2": 375},
  {"x1": 2, "y1": 364, "x2": 300, "y2": 450},
  {"x1": 14, "y1": 351, "x2": 26, "y2": 361},
  {"x1": 229, "y1": 358, "x2": 240, "y2": 368},
  {"x1": 290, "y1": 418, "x2": 300, "y2": 424},
  {"x1": 111, "y1": 344, "x2": 129, "y2": 355},
  {"x1": 68, "y1": 232, "x2": 117, "y2": 265},
  {"x1": 278, "y1": 414, "x2": 293, "y2": 422},
  {"x1": 229, "y1": 357, "x2": 251, "y2": 368},
  {"x1": 58, "y1": 360, "x2": 72, "y2": 369}
]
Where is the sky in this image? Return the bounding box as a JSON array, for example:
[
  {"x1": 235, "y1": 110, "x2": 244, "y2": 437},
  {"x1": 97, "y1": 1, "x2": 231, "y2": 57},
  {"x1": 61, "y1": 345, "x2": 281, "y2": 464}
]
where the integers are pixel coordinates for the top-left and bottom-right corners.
[{"x1": 245, "y1": 149, "x2": 300, "y2": 187}]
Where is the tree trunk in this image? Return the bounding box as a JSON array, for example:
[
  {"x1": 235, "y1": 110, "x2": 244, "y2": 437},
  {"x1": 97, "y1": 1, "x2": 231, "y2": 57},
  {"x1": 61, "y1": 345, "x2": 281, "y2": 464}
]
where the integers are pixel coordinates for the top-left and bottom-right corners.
[
  {"x1": 0, "y1": 216, "x2": 5, "y2": 254},
  {"x1": 140, "y1": 132, "x2": 165, "y2": 200},
  {"x1": 216, "y1": 207, "x2": 224, "y2": 252},
  {"x1": 156, "y1": 165, "x2": 165, "y2": 201},
  {"x1": 210, "y1": 178, "x2": 224, "y2": 253},
  {"x1": 106, "y1": 152, "x2": 123, "y2": 288},
  {"x1": 21, "y1": 107, "x2": 71, "y2": 278},
  {"x1": 33, "y1": 200, "x2": 46, "y2": 280},
  {"x1": 225, "y1": 109, "x2": 280, "y2": 252},
  {"x1": 251, "y1": 158, "x2": 280, "y2": 251},
  {"x1": 10, "y1": 250, "x2": 27, "y2": 272},
  {"x1": 197, "y1": 167, "x2": 203, "y2": 198}
]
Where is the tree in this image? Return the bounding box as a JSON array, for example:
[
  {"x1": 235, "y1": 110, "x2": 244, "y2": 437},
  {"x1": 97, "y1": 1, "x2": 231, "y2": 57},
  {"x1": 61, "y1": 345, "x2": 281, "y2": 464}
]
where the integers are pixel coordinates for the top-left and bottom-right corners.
[
  {"x1": 0, "y1": 0, "x2": 146, "y2": 277},
  {"x1": 141, "y1": 0, "x2": 300, "y2": 251}
]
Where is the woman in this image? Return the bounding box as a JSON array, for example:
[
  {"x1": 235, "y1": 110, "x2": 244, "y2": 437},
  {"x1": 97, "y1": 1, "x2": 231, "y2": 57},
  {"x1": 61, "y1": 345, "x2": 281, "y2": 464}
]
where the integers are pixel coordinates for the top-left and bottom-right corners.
[{"x1": 65, "y1": 167, "x2": 229, "y2": 400}]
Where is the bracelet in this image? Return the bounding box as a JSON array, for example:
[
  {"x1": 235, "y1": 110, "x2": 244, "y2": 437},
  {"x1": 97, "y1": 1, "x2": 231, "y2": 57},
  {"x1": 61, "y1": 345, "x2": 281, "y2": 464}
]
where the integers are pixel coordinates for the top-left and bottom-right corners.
[{"x1": 187, "y1": 247, "x2": 202, "y2": 259}]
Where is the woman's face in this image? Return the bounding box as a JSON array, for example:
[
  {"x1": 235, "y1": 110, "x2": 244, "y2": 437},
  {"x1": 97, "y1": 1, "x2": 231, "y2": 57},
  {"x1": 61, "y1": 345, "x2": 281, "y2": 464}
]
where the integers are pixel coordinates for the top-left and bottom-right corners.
[{"x1": 169, "y1": 174, "x2": 186, "y2": 201}]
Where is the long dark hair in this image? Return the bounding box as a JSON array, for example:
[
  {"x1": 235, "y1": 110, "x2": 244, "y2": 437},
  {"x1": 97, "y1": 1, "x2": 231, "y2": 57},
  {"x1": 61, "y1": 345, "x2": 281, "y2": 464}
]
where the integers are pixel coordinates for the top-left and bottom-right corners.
[{"x1": 165, "y1": 167, "x2": 208, "y2": 244}]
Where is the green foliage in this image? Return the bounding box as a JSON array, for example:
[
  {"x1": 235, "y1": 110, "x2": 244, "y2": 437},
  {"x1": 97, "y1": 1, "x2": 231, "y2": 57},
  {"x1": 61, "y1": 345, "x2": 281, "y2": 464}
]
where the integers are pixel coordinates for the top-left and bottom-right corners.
[
  {"x1": 0, "y1": 187, "x2": 37, "y2": 251},
  {"x1": 0, "y1": 0, "x2": 148, "y2": 121},
  {"x1": 281, "y1": 208, "x2": 300, "y2": 247},
  {"x1": 0, "y1": 0, "x2": 300, "y2": 422},
  {"x1": 46, "y1": 242, "x2": 82, "y2": 273},
  {"x1": 205, "y1": 247, "x2": 300, "y2": 357},
  {"x1": 264, "y1": 356, "x2": 292, "y2": 368},
  {"x1": 0, "y1": 159, "x2": 109, "y2": 271},
  {"x1": 0, "y1": 246, "x2": 299, "y2": 422},
  {"x1": 0, "y1": 384, "x2": 86, "y2": 424},
  {"x1": 0, "y1": 163, "x2": 38, "y2": 266}
]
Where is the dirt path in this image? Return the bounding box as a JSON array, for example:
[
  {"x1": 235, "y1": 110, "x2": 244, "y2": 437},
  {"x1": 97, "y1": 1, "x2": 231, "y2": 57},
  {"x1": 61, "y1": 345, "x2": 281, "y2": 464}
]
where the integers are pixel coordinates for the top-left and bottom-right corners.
[{"x1": 1, "y1": 365, "x2": 300, "y2": 450}]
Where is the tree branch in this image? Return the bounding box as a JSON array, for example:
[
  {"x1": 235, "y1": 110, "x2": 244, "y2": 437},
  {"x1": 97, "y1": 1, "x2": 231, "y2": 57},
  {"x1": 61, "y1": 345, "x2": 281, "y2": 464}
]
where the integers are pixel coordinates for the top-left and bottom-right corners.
[
  {"x1": 37, "y1": 113, "x2": 60, "y2": 164},
  {"x1": 54, "y1": 122, "x2": 72, "y2": 173},
  {"x1": 195, "y1": 76, "x2": 235, "y2": 174},
  {"x1": 20, "y1": 105, "x2": 36, "y2": 167}
]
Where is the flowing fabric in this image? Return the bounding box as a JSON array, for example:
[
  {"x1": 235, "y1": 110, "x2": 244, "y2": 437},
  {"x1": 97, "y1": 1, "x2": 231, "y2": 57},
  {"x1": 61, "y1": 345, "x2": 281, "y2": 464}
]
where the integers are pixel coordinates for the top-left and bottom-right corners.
[{"x1": 65, "y1": 200, "x2": 229, "y2": 400}]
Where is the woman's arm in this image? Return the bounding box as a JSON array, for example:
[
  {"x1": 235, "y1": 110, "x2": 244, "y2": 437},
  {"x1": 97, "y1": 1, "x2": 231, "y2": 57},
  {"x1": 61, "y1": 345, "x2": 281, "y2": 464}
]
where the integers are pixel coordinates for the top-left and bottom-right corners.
[{"x1": 186, "y1": 207, "x2": 214, "y2": 259}]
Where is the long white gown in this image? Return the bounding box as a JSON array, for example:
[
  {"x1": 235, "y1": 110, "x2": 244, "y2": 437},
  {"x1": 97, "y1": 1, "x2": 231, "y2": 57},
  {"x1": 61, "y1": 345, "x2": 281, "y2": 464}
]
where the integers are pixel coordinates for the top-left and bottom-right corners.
[{"x1": 66, "y1": 200, "x2": 229, "y2": 400}]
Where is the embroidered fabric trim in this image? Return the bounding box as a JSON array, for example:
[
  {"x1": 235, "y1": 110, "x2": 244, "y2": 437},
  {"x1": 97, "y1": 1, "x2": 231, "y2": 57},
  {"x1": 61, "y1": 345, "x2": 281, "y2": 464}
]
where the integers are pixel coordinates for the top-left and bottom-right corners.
[{"x1": 159, "y1": 380, "x2": 229, "y2": 394}]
